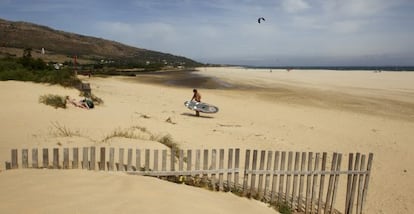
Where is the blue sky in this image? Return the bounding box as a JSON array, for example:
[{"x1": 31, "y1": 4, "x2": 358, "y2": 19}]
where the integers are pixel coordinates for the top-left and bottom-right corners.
[{"x1": 1, "y1": 0, "x2": 414, "y2": 66}]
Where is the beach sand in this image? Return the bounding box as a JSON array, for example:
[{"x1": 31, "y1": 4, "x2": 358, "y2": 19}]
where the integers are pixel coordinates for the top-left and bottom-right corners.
[{"x1": 1, "y1": 67, "x2": 413, "y2": 213}]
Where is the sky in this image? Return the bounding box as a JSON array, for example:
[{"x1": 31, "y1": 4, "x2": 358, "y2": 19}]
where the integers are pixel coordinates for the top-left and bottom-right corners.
[{"x1": 1, "y1": 0, "x2": 414, "y2": 66}]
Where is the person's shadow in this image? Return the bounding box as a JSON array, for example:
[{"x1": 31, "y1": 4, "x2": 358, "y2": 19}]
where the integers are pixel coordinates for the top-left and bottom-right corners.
[{"x1": 181, "y1": 112, "x2": 215, "y2": 119}]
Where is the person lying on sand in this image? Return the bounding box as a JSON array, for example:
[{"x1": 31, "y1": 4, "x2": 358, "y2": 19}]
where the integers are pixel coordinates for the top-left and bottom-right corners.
[{"x1": 65, "y1": 96, "x2": 91, "y2": 109}]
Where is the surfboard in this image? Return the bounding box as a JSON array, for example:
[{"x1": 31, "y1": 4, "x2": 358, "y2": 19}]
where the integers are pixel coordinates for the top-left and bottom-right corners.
[{"x1": 184, "y1": 100, "x2": 219, "y2": 113}]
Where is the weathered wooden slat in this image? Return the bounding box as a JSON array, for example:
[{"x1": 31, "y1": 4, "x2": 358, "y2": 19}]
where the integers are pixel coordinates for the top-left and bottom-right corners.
[
  {"x1": 243, "y1": 149, "x2": 251, "y2": 196},
  {"x1": 154, "y1": 150, "x2": 159, "y2": 172},
  {"x1": 348, "y1": 153, "x2": 361, "y2": 214},
  {"x1": 187, "y1": 150, "x2": 192, "y2": 180},
  {"x1": 249, "y1": 150, "x2": 258, "y2": 197},
  {"x1": 264, "y1": 151, "x2": 273, "y2": 202},
  {"x1": 211, "y1": 149, "x2": 217, "y2": 190},
  {"x1": 361, "y1": 153, "x2": 374, "y2": 214},
  {"x1": 219, "y1": 149, "x2": 225, "y2": 191},
  {"x1": 278, "y1": 151, "x2": 286, "y2": 203},
  {"x1": 345, "y1": 153, "x2": 354, "y2": 213},
  {"x1": 324, "y1": 153, "x2": 338, "y2": 214},
  {"x1": 108, "y1": 148, "x2": 114, "y2": 171},
  {"x1": 171, "y1": 149, "x2": 176, "y2": 172},
  {"x1": 330, "y1": 153, "x2": 342, "y2": 214},
  {"x1": 83, "y1": 147, "x2": 89, "y2": 169},
  {"x1": 73, "y1": 148, "x2": 79, "y2": 169},
  {"x1": 291, "y1": 152, "x2": 300, "y2": 210},
  {"x1": 202, "y1": 149, "x2": 209, "y2": 184},
  {"x1": 286, "y1": 151, "x2": 293, "y2": 204},
  {"x1": 63, "y1": 148, "x2": 69, "y2": 169},
  {"x1": 179, "y1": 150, "x2": 184, "y2": 172},
  {"x1": 310, "y1": 153, "x2": 320, "y2": 214},
  {"x1": 11, "y1": 149, "x2": 18, "y2": 169},
  {"x1": 305, "y1": 152, "x2": 313, "y2": 214},
  {"x1": 90, "y1": 147, "x2": 96, "y2": 170},
  {"x1": 145, "y1": 149, "x2": 150, "y2": 171},
  {"x1": 162, "y1": 150, "x2": 167, "y2": 172},
  {"x1": 43, "y1": 148, "x2": 49, "y2": 168},
  {"x1": 195, "y1": 149, "x2": 201, "y2": 176},
  {"x1": 53, "y1": 148, "x2": 59, "y2": 169},
  {"x1": 22, "y1": 149, "x2": 28, "y2": 168},
  {"x1": 136, "y1": 149, "x2": 141, "y2": 171},
  {"x1": 270, "y1": 151, "x2": 280, "y2": 203},
  {"x1": 99, "y1": 147, "x2": 105, "y2": 171},
  {"x1": 234, "y1": 148, "x2": 240, "y2": 190},
  {"x1": 298, "y1": 152, "x2": 306, "y2": 212},
  {"x1": 356, "y1": 155, "x2": 366, "y2": 214},
  {"x1": 257, "y1": 150, "x2": 266, "y2": 200},
  {"x1": 127, "y1": 149, "x2": 133, "y2": 171},
  {"x1": 317, "y1": 152, "x2": 327, "y2": 214},
  {"x1": 227, "y1": 148, "x2": 234, "y2": 191},
  {"x1": 32, "y1": 148, "x2": 38, "y2": 168},
  {"x1": 118, "y1": 148, "x2": 124, "y2": 171}
]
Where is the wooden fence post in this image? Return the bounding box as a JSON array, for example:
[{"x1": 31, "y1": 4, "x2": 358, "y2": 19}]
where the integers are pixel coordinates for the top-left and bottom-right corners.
[
  {"x1": 311, "y1": 153, "x2": 320, "y2": 214},
  {"x1": 53, "y1": 148, "x2": 59, "y2": 169},
  {"x1": 292, "y1": 152, "x2": 300, "y2": 210},
  {"x1": 136, "y1": 149, "x2": 141, "y2": 171},
  {"x1": 162, "y1": 150, "x2": 167, "y2": 173},
  {"x1": 43, "y1": 148, "x2": 48, "y2": 168},
  {"x1": 242, "y1": 149, "x2": 251, "y2": 196},
  {"x1": 118, "y1": 148, "x2": 124, "y2": 171},
  {"x1": 32, "y1": 148, "x2": 38, "y2": 168},
  {"x1": 360, "y1": 153, "x2": 373, "y2": 214},
  {"x1": 211, "y1": 149, "x2": 217, "y2": 190},
  {"x1": 348, "y1": 153, "x2": 361, "y2": 214},
  {"x1": 154, "y1": 150, "x2": 159, "y2": 172},
  {"x1": 90, "y1": 147, "x2": 96, "y2": 170},
  {"x1": 317, "y1": 152, "x2": 327, "y2": 214},
  {"x1": 257, "y1": 150, "x2": 266, "y2": 200},
  {"x1": 108, "y1": 148, "x2": 114, "y2": 171},
  {"x1": 195, "y1": 149, "x2": 201, "y2": 177},
  {"x1": 22, "y1": 149, "x2": 28, "y2": 168},
  {"x1": 286, "y1": 151, "x2": 293, "y2": 204},
  {"x1": 279, "y1": 151, "x2": 287, "y2": 203},
  {"x1": 234, "y1": 148, "x2": 240, "y2": 190},
  {"x1": 298, "y1": 152, "x2": 306, "y2": 212},
  {"x1": 325, "y1": 153, "x2": 338, "y2": 214},
  {"x1": 330, "y1": 153, "x2": 342, "y2": 214},
  {"x1": 305, "y1": 152, "x2": 313, "y2": 214},
  {"x1": 11, "y1": 149, "x2": 18, "y2": 169},
  {"x1": 127, "y1": 149, "x2": 133, "y2": 171},
  {"x1": 145, "y1": 149, "x2": 150, "y2": 172},
  {"x1": 187, "y1": 150, "x2": 192, "y2": 180},
  {"x1": 100, "y1": 147, "x2": 106, "y2": 171},
  {"x1": 270, "y1": 151, "x2": 280, "y2": 203},
  {"x1": 356, "y1": 155, "x2": 366, "y2": 214},
  {"x1": 82, "y1": 147, "x2": 88, "y2": 169},
  {"x1": 202, "y1": 149, "x2": 209, "y2": 184},
  {"x1": 227, "y1": 148, "x2": 233, "y2": 191},
  {"x1": 264, "y1": 151, "x2": 273, "y2": 202},
  {"x1": 219, "y1": 149, "x2": 225, "y2": 191},
  {"x1": 73, "y1": 148, "x2": 79, "y2": 169},
  {"x1": 63, "y1": 148, "x2": 69, "y2": 169}
]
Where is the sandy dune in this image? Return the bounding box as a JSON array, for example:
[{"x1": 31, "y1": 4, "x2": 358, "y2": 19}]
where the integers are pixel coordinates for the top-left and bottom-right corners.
[{"x1": 1, "y1": 67, "x2": 413, "y2": 213}]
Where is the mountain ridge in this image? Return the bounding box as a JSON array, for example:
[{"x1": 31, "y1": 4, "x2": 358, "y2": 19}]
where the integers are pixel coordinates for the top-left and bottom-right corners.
[{"x1": 0, "y1": 18, "x2": 201, "y2": 66}]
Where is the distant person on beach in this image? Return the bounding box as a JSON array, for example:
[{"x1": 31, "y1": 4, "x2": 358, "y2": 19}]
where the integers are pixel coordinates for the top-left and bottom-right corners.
[
  {"x1": 191, "y1": 89, "x2": 201, "y2": 116},
  {"x1": 66, "y1": 96, "x2": 93, "y2": 109}
]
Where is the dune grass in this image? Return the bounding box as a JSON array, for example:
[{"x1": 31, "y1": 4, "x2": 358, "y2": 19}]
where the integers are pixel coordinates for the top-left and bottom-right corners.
[{"x1": 39, "y1": 94, "x2": 67, "y2": 109}]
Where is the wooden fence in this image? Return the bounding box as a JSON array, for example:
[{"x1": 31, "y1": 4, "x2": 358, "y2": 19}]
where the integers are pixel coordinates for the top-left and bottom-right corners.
[{"x1": 5, "y1": 147, "x2": 373, "y2": 214}]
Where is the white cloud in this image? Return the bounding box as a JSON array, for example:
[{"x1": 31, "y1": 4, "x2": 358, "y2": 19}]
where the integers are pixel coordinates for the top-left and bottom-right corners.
[{"x1": 282, "y1": 0, "x2": 310, "y2": 13}]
